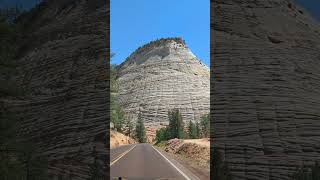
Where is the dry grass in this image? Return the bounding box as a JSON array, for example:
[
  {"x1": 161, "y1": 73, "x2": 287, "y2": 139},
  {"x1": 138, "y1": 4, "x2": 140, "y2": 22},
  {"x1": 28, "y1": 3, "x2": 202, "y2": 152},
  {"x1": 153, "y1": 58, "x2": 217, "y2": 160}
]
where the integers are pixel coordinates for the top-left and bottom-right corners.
[
  {"x1": 183, "y1": 138, "x2": 210, "y2": 147},
  {"x1": 110, "y1": 130, "x2": 136, "y2": 149},
  {"x1": 157, "y1": 138, "x2": 210, "y2": 179},
  {"x1": 162, "y1": 138, "x2": 210, "y2": 169}
]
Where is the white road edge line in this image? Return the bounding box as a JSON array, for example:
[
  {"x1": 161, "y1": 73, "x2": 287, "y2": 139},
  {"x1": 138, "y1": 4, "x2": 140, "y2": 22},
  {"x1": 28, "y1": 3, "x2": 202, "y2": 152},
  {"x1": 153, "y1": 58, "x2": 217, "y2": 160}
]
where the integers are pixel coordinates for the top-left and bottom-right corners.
[
  {"x1": 111, "y1": 144, "x2": 136, "y2": 166},
  {"x1": 151, "y1": 145, "x2": 192, "y2": 180}
]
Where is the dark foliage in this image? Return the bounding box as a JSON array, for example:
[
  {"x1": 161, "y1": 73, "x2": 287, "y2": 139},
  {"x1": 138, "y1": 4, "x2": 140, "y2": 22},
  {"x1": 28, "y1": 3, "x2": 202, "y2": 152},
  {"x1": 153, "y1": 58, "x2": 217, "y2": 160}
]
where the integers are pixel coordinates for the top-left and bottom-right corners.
[
  {"x1": 168, "y1": 109, "x2": 184, "y2": 139},
  {"x1": 212, "y1": 147, "x2": 232, "y2": 180},
  {"x1": 200, "y1": 114, "x2": 209, "y2": 138},
  {"x1": 110, "y1": 54, "x2": 126, "y2": 133},
  {"x1": 155, "y1": 127, "x2": 170, "y2": 143},
  {"x1": 292, "y1": 162, "x2": 320, "y2": 180},
  {"x1": 135, "y1": 113, "x2": 146, "y2": 143},
  {"x1": 188, "y1": 120, "x2": 198, "y2": 139},
  {"x1": 0, "y1": 7, "x2": 47, "y2": 179}
]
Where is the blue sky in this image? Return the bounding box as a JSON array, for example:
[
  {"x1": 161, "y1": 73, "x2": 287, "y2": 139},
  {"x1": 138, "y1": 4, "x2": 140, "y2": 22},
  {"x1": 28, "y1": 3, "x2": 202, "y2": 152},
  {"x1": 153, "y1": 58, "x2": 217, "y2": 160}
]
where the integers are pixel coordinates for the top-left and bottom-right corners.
[
  {"x1": 1, "y1": 0, "x2": 319, "y2": 66},
  {"x1": 111, "y1": 0, "x2": 210, "y2": 66},
  {"x1": 295, "y1": 0, "x2": 320, "y2": 20},
  {"x1": 0, "y1": 0, "x2": 40, "y2": 10}
]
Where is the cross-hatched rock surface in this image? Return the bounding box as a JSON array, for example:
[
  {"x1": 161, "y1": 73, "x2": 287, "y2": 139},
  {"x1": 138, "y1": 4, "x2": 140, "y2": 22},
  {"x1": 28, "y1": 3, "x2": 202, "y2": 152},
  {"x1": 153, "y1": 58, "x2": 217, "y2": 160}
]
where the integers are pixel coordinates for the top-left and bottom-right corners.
[
  {"x1": 212, "y1": 0, "x2": 320, "y2": 179},
  {"x1": 117, "y1": 38, "x2": 210, "y2": 140},
  {"x1": 7, "y1": 0, "x2": 109, "y2": 179}
]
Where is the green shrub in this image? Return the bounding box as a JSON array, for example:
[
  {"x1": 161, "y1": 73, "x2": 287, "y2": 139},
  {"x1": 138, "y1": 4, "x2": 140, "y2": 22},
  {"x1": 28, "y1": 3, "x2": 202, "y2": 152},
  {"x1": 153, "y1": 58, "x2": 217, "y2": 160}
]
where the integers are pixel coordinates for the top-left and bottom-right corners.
[
  {"x1": 188, "y1": 120, "x2": 198, "y2": 139},
  {"x1": 292, "y1": 162, "x2": 320, "y2": 180},
  {"x1": 200, "y1": 114, "x2": 209, "y2": 138},
  {"x1": 156, "y1": 127, "x2": 170, "y2": 143},
  {"x1": 135, "y1": 113, "x2": 146, "y2": 143}
]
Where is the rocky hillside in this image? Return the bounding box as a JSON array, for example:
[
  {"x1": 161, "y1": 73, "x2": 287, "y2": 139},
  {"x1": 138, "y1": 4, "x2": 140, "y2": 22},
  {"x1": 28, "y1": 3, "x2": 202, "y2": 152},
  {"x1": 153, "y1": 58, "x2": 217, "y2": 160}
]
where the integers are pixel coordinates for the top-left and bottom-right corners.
[
  {"x1": 6, "y1": 0, "x2": 109, "y2": 179},
  {"x1": 110, "y1": 130, "x2": 136, "y2": 149},
  {"x1": 158, "y1": 138, "x2": 210, "y2": 180},
  {"x1": 163, "y1": 138, "x2": 210, "y2": 168},
  {"x1": 117, "y1": 38, "x2": 210, "y2": 141},
  {"x1": 212, "y1": 0, "x2": 320, "y2": 179}
]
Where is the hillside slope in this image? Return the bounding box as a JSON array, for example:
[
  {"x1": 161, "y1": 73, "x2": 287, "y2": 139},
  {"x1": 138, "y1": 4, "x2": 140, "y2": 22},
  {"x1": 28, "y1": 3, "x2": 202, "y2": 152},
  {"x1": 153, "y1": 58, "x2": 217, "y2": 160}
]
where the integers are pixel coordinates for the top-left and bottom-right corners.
[
  {"x1": 6, "y1": 0, "x2": 109, "y2": 179},
  {"x1": 157, "y1": 138, "x2": 210, "y2": 180},
  {"x1": 212, "y1": 0, "x2": 320, "y2": 179},
  {"x1": 117, "y1": 38, "x2": 210, "y2": 141},
  {"x1": 110, "y1": 130, "x2": 136, "y2": 149}
]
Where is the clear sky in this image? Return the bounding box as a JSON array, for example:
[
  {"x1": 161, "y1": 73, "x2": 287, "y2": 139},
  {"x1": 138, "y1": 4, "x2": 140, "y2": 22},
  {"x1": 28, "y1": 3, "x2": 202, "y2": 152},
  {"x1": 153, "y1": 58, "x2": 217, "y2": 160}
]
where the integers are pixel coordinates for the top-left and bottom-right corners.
[
  {"x1": 295, "y1": 0, "x2": 320, "y2": 21},
  {"x1": 1, "y1": 0, "x2": 319, "y2": 66},
  {"x1": 111, "y1": 0, "x2": 210, "y2": 66},
  {"x1": 0, "y1": 0, "x2": 40, "y2": 10}
]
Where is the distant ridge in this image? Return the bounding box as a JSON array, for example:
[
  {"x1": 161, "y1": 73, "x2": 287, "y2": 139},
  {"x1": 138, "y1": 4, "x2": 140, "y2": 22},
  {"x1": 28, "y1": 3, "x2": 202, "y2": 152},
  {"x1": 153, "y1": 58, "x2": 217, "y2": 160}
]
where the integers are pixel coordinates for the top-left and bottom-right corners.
[{"x1": 118, "y1": 37, "x2": 187, "y2": 67}]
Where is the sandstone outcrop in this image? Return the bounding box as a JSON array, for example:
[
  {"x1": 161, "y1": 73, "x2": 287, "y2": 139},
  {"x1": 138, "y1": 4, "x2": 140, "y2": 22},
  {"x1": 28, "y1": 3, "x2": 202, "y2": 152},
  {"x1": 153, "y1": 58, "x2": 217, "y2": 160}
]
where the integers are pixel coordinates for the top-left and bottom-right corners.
[
  {"x1": 117, "y1": 38, "x2": 210, "y2": 141},
  {"x1": 8, "y1": 0, "x2": 109, "y2": 179},
  {"x1": 110, "y1": 130, "x2": 136, "y2": 149},
  {"x1": 212, "y1": 0, "x2": 320, "y2": 179}
]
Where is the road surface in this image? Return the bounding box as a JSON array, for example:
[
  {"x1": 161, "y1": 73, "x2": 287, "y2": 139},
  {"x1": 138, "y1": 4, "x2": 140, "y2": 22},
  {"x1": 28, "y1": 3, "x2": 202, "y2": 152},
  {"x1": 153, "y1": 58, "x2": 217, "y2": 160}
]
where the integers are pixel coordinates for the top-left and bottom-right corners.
[{"x1": 110, "y1": 143, "x2": 198, "y2": 180}]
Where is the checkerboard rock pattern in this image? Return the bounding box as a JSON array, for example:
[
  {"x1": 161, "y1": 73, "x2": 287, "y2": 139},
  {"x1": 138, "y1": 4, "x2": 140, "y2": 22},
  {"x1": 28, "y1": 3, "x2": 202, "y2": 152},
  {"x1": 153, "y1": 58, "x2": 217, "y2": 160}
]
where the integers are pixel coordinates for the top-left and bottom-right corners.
[
  {"x1": 212, "y1": 0, "x2": 320, "y2": 179},
  {"x1": 7, "y1": 0, "x2": 109, "y2": 179},
  {"x1": 117, "y1": 38, "x2": 210, "y2": 141}
]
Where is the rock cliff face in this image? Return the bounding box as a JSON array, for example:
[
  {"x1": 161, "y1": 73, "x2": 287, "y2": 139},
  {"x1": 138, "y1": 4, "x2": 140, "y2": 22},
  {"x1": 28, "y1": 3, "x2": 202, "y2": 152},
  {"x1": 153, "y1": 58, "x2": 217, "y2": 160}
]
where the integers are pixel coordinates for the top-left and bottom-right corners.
[
  {"x1": 10, "y1": 0, "x2": 108, "y2": 179},
  {"x1": 117, "y1": 38, "x2": 210, "y2": 141},
  {"x1": 212, "y1": 0, "x2": 320, "y2": 179}
]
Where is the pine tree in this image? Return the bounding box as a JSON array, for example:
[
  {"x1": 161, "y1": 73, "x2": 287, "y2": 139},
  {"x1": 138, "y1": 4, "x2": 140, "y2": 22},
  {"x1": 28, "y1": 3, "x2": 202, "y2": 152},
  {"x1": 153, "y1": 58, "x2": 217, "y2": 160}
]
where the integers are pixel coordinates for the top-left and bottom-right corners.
[
  {"x1": 110, "y1": 55, "x2": 125, "y2": 133},
  {"x1": 155, "y1": 127, "x2": 169, "y2": 143},
  {"x1": 135, "y1": 113, "x2": 146, "y2": 143},
  {"x1": 195, "y1": 120, "x2": 200, "y2": 138},
  {"x1": 188, "y1": 120, "x2": 197, "y2": 139},
  {"x1": 176, "y1": 110, "x2": 184, "y2": 139},
  {"x1": 200, "y1": 114, "x2": 209, "y2": 138},
  {"x1": 124, "y1": 116, "x2": 134, "y2": 138},
  {"x1": 110, "y1": 95, "x2": 125, "y2": 132},
  {"x1": 168, "y1": 110, "x2": 176, "y2": 139},
  {"x1": 168, "y1": 109, "x2": 184, "y2": 139}
]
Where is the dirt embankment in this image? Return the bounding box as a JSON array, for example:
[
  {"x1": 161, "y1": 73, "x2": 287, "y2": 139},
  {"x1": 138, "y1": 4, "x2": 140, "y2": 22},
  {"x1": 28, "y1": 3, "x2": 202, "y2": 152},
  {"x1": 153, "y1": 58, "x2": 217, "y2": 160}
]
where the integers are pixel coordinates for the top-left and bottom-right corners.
[
  {"x1": 110, "y1": 130, "x2": 136, "y2": 149},
  {"x1": 164, "y1": 138, "x2": 210, "y2": 168},
  {"x1": 183, "y1": 138, "x2": 210, "y2": 148},
  {"x1": 158, "y1": 138, "x2": 210, "y2": 179}
]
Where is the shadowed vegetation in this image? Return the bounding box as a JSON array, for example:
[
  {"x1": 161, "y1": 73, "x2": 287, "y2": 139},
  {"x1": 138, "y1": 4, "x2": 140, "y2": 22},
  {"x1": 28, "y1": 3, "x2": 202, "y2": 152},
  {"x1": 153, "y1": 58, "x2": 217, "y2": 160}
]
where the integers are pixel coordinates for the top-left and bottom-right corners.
[
  {"x1": 0, "y1": 6, "x2": 48, "y2": 179},
  {"x1": 212, "y1": 147, "x2": 232, "y2": 180},
  {"x1": 292, "y1": 163, "x2": 320, "y2": 180},
  {"x1": 135, "y1": 113, "x2": 147, "y2": 143}
]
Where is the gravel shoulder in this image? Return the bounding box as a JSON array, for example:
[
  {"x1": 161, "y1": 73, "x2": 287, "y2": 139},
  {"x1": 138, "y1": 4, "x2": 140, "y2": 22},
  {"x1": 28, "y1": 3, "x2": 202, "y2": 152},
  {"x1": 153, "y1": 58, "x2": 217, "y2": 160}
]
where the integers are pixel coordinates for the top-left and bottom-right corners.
[{"x1": 155, "y1": 139, "x2": 210, "y2": 180}]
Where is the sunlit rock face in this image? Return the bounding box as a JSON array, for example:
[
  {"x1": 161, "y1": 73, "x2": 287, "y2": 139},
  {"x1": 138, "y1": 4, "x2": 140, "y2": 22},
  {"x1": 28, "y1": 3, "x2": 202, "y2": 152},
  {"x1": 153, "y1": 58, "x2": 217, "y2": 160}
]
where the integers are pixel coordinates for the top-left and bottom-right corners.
[
  {"x1": 212, "y1": 0, "x2": 320, "y2": 179},
  {"x1": 9, "y1": 0, "x2": 108, "y2": 179},
  {"x1": 117, "y1": 38, "x2": 210, "y2": 141}
]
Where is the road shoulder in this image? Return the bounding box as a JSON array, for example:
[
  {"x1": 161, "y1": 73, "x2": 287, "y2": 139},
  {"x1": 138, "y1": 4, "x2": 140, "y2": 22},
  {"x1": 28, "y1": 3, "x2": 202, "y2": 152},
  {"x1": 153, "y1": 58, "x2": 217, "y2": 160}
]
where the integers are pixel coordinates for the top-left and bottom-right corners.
[
  {"x1": 154, "y1": 144, "x2": 210, "y2": 180},
  {"x1": 152, "y1": 145, "x2": 202, "y2": 180}
]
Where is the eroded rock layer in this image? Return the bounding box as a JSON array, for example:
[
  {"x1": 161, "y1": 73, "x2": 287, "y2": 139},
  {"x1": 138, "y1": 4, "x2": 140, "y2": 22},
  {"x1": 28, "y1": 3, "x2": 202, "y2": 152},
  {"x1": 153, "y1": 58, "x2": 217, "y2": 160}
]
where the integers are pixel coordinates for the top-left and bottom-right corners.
[
  {"x1": 212, "y1": 0, "x2": 320, "y2": 179},
  {"x1": 117, "y1": 38, "x2": 210, "y2": 140},
  {"x1": 10, "y1": 0, "x2": 108, "y2": 179}
]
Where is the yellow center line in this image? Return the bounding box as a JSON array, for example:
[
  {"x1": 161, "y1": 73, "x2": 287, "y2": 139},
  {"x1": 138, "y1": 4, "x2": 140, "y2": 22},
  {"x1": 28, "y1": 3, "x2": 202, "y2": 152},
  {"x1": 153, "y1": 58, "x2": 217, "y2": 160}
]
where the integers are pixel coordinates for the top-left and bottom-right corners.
[{"x1": 110, "y1": 144, "x2": 137, "y2": 166}]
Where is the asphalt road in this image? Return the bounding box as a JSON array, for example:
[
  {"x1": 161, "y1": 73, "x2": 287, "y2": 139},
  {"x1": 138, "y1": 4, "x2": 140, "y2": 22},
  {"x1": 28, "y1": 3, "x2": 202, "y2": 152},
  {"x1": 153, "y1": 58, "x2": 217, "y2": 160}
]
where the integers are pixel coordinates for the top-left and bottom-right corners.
[
  {"x1": 110, "y1": 144, "x2": 136, "y2": 162},
  {"x1": 110, "y1": 143, "x2": 195, "y2": 180}
]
